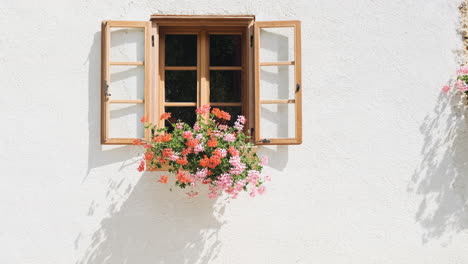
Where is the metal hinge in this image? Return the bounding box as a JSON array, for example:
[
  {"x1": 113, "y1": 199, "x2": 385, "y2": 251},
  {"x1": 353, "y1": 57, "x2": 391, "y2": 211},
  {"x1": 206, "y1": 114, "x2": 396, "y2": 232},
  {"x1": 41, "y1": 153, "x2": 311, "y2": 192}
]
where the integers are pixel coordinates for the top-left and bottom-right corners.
[
  {"x1": 250, "y1": 34, "x2": 254, "y2": 48},
  {"x1": 104, "y1": 80, "x2": 111, "y2": 97},
  {"x1": 257, "y1": 139, "x2": 270, "y2": 144},
  {"x1": 151, "y1": 35, "x2": 154, "y2": 47}
]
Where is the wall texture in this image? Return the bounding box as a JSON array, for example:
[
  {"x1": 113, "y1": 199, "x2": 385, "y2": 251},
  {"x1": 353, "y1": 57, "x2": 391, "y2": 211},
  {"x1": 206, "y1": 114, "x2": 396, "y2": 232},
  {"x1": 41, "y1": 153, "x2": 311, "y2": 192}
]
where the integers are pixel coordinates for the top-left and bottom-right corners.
[{"x1": 1, "y1": 0, "x2": 467, "y2": 263}]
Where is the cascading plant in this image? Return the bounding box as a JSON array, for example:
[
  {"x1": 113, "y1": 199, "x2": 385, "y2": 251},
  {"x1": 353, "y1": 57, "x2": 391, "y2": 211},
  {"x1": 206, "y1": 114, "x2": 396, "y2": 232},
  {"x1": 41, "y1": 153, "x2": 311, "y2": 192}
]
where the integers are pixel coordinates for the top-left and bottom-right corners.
[{"x1": 134, "y1": 105, "x2": 270, "y2": 199}]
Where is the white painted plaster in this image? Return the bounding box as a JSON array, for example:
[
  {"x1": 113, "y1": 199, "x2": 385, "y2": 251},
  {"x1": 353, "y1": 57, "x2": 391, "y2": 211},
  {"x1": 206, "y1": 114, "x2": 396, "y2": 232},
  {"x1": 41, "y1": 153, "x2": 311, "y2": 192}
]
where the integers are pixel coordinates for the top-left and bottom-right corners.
[{"x1": 0, "y1": 0, "x2": 467, "y2": 263}]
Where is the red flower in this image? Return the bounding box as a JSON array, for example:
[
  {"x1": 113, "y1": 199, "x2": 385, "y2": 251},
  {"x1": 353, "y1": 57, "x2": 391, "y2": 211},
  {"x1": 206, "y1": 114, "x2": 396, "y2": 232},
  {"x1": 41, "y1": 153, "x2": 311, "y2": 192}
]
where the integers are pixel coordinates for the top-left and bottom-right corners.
[
  {"x1": 176, "y1": 170, "x2": 191, "y2": 183},
  {"x1": 200, "y1": 155, "x2": 221, "y2": 169},
  {"x1": 137, "y1": 160, "x2": 145, "y2": 172},
  {"x1": 202, "y1": 178, "x2": 212, "y2": 184},
  {"x1": 161, "y1": 134, "x2": 172, "y2": 142},
  {"x1": 186, "y1": 139, "x2": 199, "y2": 148},
  {"x1": 140, "y1": 116, "x2": 148, "y2": 123},
  {"x1": 160, "y1": 112, "x2": 171, "y2": 120},
  {"x1": 162, "y1": 148, "x2": 173, "y2": 157},
  {"x1": 144, "y1": 144, "x2": 152, "y2": 149},
  {"x1": 144, "y1": 152, "x2": 154, "y2": 160},
  {"x1": 196, "y1": 104, "x2": 211, "y2": 115},
  {"x1": 158, "y1": 175, "x2": 168, "y2": 184},
  {"x1": 211, "y1": 108, "x2": 231, "y2": 120},
  {"x1": 133, "y1": 139, "x2": 142, "y2": 145},
  {"x1": 176, "y1": 157, "x2": 188, "y2": 165},
  {"x1": 181, "y1": 147, "x2": 193, "y2": 156},
  {"x1": 207, "y1": 138, "x2": 218, "y2": 148},
  {"x1": 228, "y1": 146, "x2": 239, "y2": 156}
]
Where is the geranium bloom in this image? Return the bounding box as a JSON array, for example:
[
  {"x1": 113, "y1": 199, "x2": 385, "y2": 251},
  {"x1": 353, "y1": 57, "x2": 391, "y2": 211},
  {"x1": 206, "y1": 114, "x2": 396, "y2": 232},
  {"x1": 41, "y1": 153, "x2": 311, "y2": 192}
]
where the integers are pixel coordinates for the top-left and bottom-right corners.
[
  {"x1": 158, "y1": 175, "x2": 168, "y2": 184},
  {"x1": 181, "y1": 147, "x2": 193, "y2": 156},
  {"x1": 160, "y1": 112, "x2": 171, "y2": 120},
  {"x1": 211, "y1": 108, "x2": 231, "y2": 120},
  {"x1": 144, "y1": 152, "x2": 154, "y2": 160},
  {"x1": 257, "y1": 186, "x2": 266, "y2": 195},
  {"x1": 175, "y1": 123, "x2": 184, "y2": 129},
  {"x1": 457, "y1": 66, "x2": 468, "y2": 76},
  {"x1": 223, "y1": 133, "x2": 236, "y2": 142},
  {"x1": 186, "y1": 191, "x2": 199, "y2": 198},
  {"x1": 455, "y1": 79, "x2": 468, "y2": 92},
  {"x1": 182, "y1": 131, "x2": 193, "y2": 139},
  {"x1": 218, "y1": 125, "x2": 227, "y2": 131},
  {"x1": 137, "y1": 160, "x2": 145, "y2": 172},
  {"x1": 199, "y1": 155, "x2": 221, "y2": 169},
  {"x1": 442, "y1": 85, "x2": 451, "y2": 93},
  {"x1": 176, "y1": 157, "x2": 188, "y2": 165},
  {"x1": 207, "y1": 138, "x2": 218, "y2": 147},
  {"x1": 228, "y1": 146, "x2": 239, "y2": 156},
  {"x1": 196, "y1": 104, "x2": 211, "y2": 115},
  {"x1": 260, "y1": 156, "x2": 269, "y2": 166},
  {"x1": 133, "y1": 139, "x2": 142, "y2": 145},
  {"x1": 186, "y1": 139, "x2": 199, "y2": 148},
  {"x1": 162, "y1": 148, "x2": 173, "y2": 157},
  {"x1": 237, "y1": 115, "x2": 246, "y2": 124},
  {"x1": 214, "y1": 148, "x2": 227, "y2": 158},
  {"x1": 194, "y1": 143, "x2": 204, "y2": 154},
  {"x1": 144, "y1": 144, "x2": 152, "y2": 149},
  {"x1": 176, "y1": 170, "x2": 191, "y2": 183},
  {"x1": 140, "y1": 116, "x2": 148, "y2": 123},
  {"x1": 169, "y1": 153, "x2": 179, "y2": 161},
  {"x1": 193, "y1": 122, "x2": 201, "y2": 132},
  {"x1": 161, "y1": 134, "x2": 172, "y2": 142}
]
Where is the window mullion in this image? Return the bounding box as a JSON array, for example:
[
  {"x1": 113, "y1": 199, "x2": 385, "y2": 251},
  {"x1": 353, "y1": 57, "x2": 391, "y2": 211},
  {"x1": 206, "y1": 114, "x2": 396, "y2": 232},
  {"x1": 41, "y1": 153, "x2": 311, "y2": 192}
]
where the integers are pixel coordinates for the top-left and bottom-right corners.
[{"x1": 199, "y1": 30, "x2": 210, "y2": 120}]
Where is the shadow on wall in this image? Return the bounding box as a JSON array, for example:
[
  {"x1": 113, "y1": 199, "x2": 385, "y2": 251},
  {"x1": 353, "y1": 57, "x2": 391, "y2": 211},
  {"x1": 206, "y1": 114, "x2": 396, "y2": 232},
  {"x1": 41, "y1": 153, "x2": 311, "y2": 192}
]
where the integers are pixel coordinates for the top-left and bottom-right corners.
[
  {"x1": 410, "y1": 92, "x2": 468, "y2": 244},
  {"x1": 76, "y1": 173, "x2": 226, "y2": 264},
  {"x1": 81, "y1": 32, "x2": 225, "y2": 264}
]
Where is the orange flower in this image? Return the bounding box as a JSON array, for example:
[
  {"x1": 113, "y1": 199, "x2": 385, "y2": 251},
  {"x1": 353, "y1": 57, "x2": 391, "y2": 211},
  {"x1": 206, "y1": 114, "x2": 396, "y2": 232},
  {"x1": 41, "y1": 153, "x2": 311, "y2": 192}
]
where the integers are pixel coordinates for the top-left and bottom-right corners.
[
  {"x1": 160, "y1": 112, "x2": 171, "y2": 120},
  {"x1": 176, "y1": 157, "x2": 188, "y2": 165},
  {"x1": 140, "y1": 116, "x2": 148, "y2": 123},
  {"x1": 144, "y1": 144, "x2": 152, "y2": 149},
  {"x1": 144, "y1": 152, "x2": 154, "y2": 160},
  {"x1": 207, "y1": 138, "x2": 218, "y2": 148},
  {"x1": 158, "y1": 175, "x2": 168, "y2": 184},
  {"x1": 133, "y1": 139, "x2": 142, "y2": 145},
  {"x1": 199, "y1": 155, "x2": 221, "y2": 169},
  {"x1": 211, "y1": 108, "x2": 231, "y2": 120},
  {"x1": 176, "y1": 170, "x2": 191, "y2": 183},
  {"x1": 186, "y1": 139, "x2": 199, "y2": 148},
  {"x1": 181, "y1": 147, "x2": 192, "y2": 156},
  {"x1": 161, "y1": 134, "x2": 172, "y2": 142}
]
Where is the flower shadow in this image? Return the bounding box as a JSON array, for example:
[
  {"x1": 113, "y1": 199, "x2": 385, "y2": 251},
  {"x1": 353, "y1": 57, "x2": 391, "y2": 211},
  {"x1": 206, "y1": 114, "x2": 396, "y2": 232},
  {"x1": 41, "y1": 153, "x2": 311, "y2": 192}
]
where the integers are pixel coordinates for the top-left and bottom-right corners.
[
  {"x1": 409, "y1": 92, "x2": 468, "y2": 244},
  {"x1": 76, "y1": 173, "x2": 226, "y2": 264}
]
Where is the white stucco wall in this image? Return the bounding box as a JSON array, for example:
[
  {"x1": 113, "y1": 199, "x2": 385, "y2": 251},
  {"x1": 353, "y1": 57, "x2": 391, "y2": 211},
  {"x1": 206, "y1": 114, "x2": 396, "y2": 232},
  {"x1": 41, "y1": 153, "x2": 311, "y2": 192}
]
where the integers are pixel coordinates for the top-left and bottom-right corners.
[{"x1": 1, "y1": 0, "x2": 467, "y2": 263}]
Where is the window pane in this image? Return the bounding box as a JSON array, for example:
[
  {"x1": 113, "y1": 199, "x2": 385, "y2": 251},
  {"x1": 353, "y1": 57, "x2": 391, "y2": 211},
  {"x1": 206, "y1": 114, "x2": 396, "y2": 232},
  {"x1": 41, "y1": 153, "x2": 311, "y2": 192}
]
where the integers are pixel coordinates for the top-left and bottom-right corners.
[
  {"x1": 165, "y1": 35, "x2": 197, "y2": 66},
  {"x1": 210, "y1": 35, "x2": 241, "y2": 66},
  {"x1": 260, "y1": 65, "x2": 295, "y2": 100},
  {"x1": 109, "y1": 103, "x2": 145, "y2": 138},
  {"x1": 210, "y1": 70, "x2": 241, "y2": 102},
  {"x1": 165, "y1": 71, "x2": 197, "y2": 102},
  {"x1": 165, "y1": 107, "x2": 196, "y2": 132},
  {"x1": 259, "y1": 27, "x2": 294, "y2": 62},
  {"x1": 110, "y1": 65, "x2": 144, "y2": 100},
  {"x1": 110, "y1": 28, "x2": 145, "y2": 62},
  {"x1": 260, "y1": 104, "x2": 295, "y2": 139},
  {"x1": 215, "y1": 106, "x2": 242, "y2": 127}
]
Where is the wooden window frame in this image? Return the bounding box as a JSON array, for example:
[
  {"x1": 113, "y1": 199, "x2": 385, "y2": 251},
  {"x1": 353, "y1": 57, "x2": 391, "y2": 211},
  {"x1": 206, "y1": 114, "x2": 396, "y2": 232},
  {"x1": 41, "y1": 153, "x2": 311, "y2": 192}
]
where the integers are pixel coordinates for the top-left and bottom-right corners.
[
  {"x1": 101, "y1": 21, "x2": 152, "y2": 144},
  {"x1": 101, "y1": 16, "x2": 302, "y2": 145},
  {"x1": 254, "y1": 20, "x2": 302, "y2": 145}
]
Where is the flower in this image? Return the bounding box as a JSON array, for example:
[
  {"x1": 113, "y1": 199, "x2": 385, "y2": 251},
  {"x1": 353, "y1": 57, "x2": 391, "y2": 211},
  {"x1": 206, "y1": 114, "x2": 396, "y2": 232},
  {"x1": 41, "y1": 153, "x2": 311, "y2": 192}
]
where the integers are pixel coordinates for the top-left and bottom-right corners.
[
  {"x1": 207, "y1": 138, "x2": 218, "y2": 148},
  {"x1": 186, "y1": 139, "x2": 199, "y2": 148},
  {"x1": 194, "y1": 143, "x2": 205, "y2": 154},
  {"x1": 228, "y1": 146, "x2": 239, "y2": 156},
  {"x1": 223, "y1": 133, "x2": 236, "y2": 142},
  {"x1": 260, "y1": 156, "x2": 269, "y2": 166},
  {"x1": 442, "y1": 85, "x2": 450, "y2": 93},
  {"x1": 196, "y1": 104, "x2": 211, "y2": 115},
  {"x1": 457, "y1": 66, "x2": 468, "y2": 76},
  {"x1": 176, "y1": 157, "x2": 188, "y2": 165},
  {"x1": 193, "y1": 122, "x2": 201, "y2": 132},
  {"x1": 218, "y1": 125, "x2": 228, "y2": 131},
  {"x1": 160, "y1": 112, "x2": 171, "y2": 120},
  {"x1": 214, "y1": 148, "x2": 227, "y2": 158},
  {"x1": 137, "y1": 160, "x2": 145, "y2": 172},
  {"x1": 181, "y1": 147, "x2": 193, "y2": 156},
  {"x1": 176, "y1": 123, "x2": 184, "y2": 129},
  {"x1": 162, "y1": 148, "x2": 173, "y2": 157},
  {"x1": 186, "y1": 191, "x2": 199, "y2": 198},
  {"x1": 211, "y1": 108, "x2": 231, "y2": 120},
  {"x1": 182, "y1": 131, "x2": 193, "y2": 139},
  {"x1": 257, "y1": 186, "x2": 266, "y2": 195},
  {"x1": 176, "y1": 170, "x2": 191, "y2": 183},
  {"x1": 133, "y1": 139, "x2": 142, "y2": 145},
  {"x1": 144, "y1": 152, "x2": 154, "y2": 160},
  {"x1": 140, "y1": 116, "x2": 148, "y2": 123},
  {"x1": 456, "y1": 79, "x2": 468, "y2": 92},
  {"x1": 161, "y1": 134, "x2": 172, "y2": 142},
  {"x1": 237, "y1": 115, "x2": 246, "y2": 124},
  {"x1": 158, "y1": 175, "x2": 168, "y2": 184}
]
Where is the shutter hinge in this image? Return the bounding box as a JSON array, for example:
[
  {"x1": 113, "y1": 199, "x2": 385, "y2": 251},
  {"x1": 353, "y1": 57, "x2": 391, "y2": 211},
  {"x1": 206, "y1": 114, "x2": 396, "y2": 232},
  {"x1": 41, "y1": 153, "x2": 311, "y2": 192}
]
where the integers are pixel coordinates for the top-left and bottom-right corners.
[
  {"x1": 151, "y1": 35, "x2": 154, "y2": 47},
  {"x1": 104, "y1": 80, "x2": 111, "y2": 97},
  {"x1": 250, "y1": 34, "x2": 254, "y2": 48},
  {"x1": 257, "y1": 139, "x2": 270, "y2": 144}
]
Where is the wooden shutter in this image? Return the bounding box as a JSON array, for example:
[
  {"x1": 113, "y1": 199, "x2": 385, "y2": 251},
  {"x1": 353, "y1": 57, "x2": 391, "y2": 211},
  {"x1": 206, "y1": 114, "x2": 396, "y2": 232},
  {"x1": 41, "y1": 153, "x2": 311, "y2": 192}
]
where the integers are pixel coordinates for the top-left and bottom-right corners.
[
  {"x1": 254, "y1": 21, "x2": 302, "y2": 145},
  {"x1": 101, "y1": 21, "x2": 151, "y2": 144}
]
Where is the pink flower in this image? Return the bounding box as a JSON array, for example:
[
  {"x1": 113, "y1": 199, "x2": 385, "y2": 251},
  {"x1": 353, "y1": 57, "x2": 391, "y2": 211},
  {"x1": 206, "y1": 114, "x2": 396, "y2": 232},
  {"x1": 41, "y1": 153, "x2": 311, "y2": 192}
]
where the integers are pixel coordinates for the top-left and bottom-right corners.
[
  {"x1": 196, "y1": 133, "x2": 204, "y2": 140},
  {"x1": 456, "y1": 80, "x2": 468, "y2": 92},
  {"x1": 257, "y1": 186, "x2": 266, "y2": 195},
  {"x1": 223, "y1": 133, "x2": 236, "y2": 142},
  {"x1": 169, "y1": 153, "x2": 179, "y2": 161},
  {"x1": 260, "y1": 156, "x2": 269, "y2": 166},
  {"x1": 457, "y1": 66, "x2": 468, "y2": 76},
  {"x1": 265, "y1": 175, "x2": 271, "y2": 182},
  {"x1": 196, "y1": 104, "x2": 211, "y2": 115},
  {"x1": 237, "y1": 115, "x2": 246, "y2": 124},
  {"x1": 182, "y1": 131, "x2": 193, "y2": 139},
  {"x1": 186, "y1": 191, "x2": 199, "y2": 198},
  {"x1": 193, "y1": 122, "x2": 201, "y2": 132},
  {"x1": 442, "y1": 85, "x2": 450, "y2": 93},
  {"x1": 137, "y1": 160, "x2": 145, "y2": 172},
  {"x1": 176, "y1": 123, "x2": 184, "y2": 129},
  {"x1": 194, "y1": 143, "x2": 204, "y2": 154},
  {"x1": 218, "y1": 125, "x2": 228, "y2": 131},
  {"x1": 234, "y1": 122, "x2": 243, "y2": 131}
]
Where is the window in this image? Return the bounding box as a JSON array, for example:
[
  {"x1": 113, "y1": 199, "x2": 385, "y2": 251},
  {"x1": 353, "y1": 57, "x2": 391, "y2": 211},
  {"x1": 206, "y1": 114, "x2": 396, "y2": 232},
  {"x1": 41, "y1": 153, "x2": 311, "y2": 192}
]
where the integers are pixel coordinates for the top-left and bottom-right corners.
[{"x1": 101, "y1": 16, "x2": 302, "y2": 145}]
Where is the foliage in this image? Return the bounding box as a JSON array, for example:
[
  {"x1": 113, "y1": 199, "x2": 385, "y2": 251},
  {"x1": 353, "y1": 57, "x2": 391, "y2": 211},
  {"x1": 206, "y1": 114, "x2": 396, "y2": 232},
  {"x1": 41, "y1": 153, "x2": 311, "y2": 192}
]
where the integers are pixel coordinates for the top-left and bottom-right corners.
[{"x1": 134, "y1": 105, "x2": 270, "y2": 199}]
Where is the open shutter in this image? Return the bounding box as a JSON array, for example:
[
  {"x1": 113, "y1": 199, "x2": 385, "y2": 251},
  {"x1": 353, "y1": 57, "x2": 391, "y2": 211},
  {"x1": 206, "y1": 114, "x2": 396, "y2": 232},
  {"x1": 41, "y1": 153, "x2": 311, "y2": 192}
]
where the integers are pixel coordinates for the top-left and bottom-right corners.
[
  {"x1": 254, "y1": 21, "x2": 302, "y2": 145},
  {"x1": 101, "y1": 21, "x2": 151, "y2": 144}
]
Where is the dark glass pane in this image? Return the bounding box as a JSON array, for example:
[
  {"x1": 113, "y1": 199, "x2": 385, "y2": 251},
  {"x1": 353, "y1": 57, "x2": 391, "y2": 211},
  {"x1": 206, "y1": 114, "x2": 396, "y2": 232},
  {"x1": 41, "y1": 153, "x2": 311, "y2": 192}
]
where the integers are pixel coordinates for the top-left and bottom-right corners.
[
  {"x1": 210, "y1": 35, "x2": 241, "y2": 66},
  {"x1": 165, "y1": 35, "x2": 197, "y2": 66},
  {"x1": 216, "y1": 106, "x2": 242, "y2": 127},
  {"x1": 165, "y1": 71, "x2": 197, "y2": 102},
  {"x1": 210, "y1": 71, "x2": 242, "y2": 102},
  {"x1": 165, "y1": 107, "x2": 196, "y2": 132}
]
